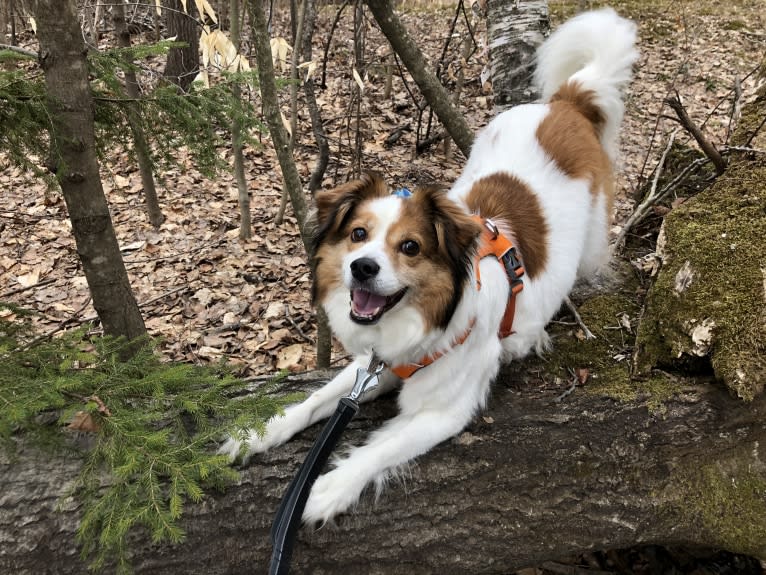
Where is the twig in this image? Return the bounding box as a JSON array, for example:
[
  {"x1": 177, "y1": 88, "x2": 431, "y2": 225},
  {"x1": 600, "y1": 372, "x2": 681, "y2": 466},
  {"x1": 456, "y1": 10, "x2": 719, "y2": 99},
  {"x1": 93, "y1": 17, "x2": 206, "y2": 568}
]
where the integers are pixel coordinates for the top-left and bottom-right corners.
[
  {"x1": 123, "y1": 238, "x2": 226, "y2": 265},
  {"x1": 725, "y1": 76, "x2": 742, "y2": 144},
  {"x1": 137, "y1": 285, "x2": 190, "y2": 309},
  {"x1": 564, "y1": 297, "x2": 595, "y2": 340},
  {"x1": 553, "y1": 381, "x2": 577, "y2": 403},
  {"x1": 285, "y1": 303, "x2": 314, "y2": 344},
  {"x1": 721, "y1": 145, "x2": 766, "y2": 155},
  {"x1": 614, "y1": 130, "x2": 678, "y2": 251},
  {"x1": 741, "y1": 112, "x2": 766, "y2": 150},
  {"x1": 665, "y1": 93, "x2": 726, "y2": 175},
  {"x1": 20, "y1": 297, "x2": 92, "y2": 351},
  {"x1": 0, "y1": 277, "x2": 56, "y2": 299},
  {"x1": 320, "y1": 0, "x2": 350, "y2": 89}
]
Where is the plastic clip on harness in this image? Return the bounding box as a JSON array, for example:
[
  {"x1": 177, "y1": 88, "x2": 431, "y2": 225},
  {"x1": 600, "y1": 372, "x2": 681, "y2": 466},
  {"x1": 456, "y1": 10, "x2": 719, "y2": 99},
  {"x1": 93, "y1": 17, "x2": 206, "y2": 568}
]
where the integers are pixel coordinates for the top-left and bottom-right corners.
[{"x1": 268, "y1": 356, "x2": 385, "y2": 575}]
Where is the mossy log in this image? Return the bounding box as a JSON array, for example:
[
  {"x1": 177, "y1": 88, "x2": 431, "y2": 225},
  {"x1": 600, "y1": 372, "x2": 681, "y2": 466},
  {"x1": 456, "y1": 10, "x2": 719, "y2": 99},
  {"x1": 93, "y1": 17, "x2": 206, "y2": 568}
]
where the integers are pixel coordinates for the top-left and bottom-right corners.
[
  {"x1": 633, "y1": 155, "x2": 766, "y2": 399},
  {"x1": 2, "y1": 367, "x2": 766, "y2": 574}
]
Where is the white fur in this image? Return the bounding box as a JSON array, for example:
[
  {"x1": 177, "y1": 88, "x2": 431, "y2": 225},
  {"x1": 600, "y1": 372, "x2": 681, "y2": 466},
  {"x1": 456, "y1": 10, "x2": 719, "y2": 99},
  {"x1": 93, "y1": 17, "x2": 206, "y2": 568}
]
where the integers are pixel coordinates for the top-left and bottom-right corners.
[{"x1": 220, "y1": 9, "x2": 637, "y2": 525}]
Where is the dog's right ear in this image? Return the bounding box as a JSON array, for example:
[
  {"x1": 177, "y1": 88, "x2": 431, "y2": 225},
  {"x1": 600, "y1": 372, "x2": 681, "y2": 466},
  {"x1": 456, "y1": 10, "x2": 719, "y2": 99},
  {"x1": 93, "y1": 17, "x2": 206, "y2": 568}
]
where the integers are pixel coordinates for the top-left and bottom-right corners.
[{"x1": 313, "y1": 173, "x2": 388, "y2": 246}]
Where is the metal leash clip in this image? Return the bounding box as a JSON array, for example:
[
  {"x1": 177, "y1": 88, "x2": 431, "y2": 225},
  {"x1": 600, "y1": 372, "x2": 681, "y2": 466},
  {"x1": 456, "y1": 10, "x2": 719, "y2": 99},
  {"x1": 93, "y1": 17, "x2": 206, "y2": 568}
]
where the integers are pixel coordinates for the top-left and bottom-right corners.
[{"x1": 348, "y1": 353, "x2": 386, "y2": 401}]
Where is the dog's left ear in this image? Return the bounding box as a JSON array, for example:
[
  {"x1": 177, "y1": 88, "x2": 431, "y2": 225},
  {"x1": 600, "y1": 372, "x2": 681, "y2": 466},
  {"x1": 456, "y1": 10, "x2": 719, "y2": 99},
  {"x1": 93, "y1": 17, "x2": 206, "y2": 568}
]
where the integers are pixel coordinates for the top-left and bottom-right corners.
[{"x1": 415, "y1": 186, "x2": 483, "y2": 264}]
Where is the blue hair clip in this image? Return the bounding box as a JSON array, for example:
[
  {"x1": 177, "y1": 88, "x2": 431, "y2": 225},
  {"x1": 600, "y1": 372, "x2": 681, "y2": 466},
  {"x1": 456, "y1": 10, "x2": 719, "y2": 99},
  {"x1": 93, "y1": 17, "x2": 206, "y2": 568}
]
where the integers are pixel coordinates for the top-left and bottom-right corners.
[{"x1": 392, "y1": 187, "x2": 412, "y2": 198}]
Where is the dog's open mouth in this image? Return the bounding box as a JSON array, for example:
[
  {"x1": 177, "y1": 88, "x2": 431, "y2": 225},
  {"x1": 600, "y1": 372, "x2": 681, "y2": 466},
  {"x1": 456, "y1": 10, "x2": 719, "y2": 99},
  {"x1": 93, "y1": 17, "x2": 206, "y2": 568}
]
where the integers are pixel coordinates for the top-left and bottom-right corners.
[{"x1": 350, "y1": 288, "x2": 407, "y2": 324}]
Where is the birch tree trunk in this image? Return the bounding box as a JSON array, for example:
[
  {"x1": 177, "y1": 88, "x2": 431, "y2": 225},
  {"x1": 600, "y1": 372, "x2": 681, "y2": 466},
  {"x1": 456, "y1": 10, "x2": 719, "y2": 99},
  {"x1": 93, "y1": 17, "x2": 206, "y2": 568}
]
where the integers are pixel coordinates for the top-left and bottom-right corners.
[
  {"x1": 29, "y1": 0, "x2": 146, "y2": 342},
  {"x1": 487, "y1": 0, "x2": 549, "y2": 110}
]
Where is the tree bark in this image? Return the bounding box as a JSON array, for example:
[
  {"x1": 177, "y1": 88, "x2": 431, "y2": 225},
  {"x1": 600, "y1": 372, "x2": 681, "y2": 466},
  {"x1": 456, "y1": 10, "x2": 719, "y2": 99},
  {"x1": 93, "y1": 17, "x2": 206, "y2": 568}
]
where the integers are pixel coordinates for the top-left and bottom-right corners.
[
  {"x1": 29, "y1": 0, "x2": 146, "y2": 342},
  {"x1": 366, "y1": 0, "x2": 475, "y2": 157},
  {"x1": 3, "y1": 366, "x2": 765, "y2": 574},
  {"x1": 163, "y1": 0, "x2": 200, "y2": 92},
  {"x1": 113, "y1": 0, "x2": 165, "y2": 229},
  {"x1": 487, "y1": 0, "x2": 549, "y2": 110}
]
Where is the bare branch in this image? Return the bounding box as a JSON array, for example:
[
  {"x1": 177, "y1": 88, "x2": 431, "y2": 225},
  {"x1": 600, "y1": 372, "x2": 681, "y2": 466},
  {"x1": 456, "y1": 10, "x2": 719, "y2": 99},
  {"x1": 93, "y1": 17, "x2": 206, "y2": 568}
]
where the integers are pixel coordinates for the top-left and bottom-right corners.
[{"x1": 665, "y1": 93, "x2": 726, "y2": 175}]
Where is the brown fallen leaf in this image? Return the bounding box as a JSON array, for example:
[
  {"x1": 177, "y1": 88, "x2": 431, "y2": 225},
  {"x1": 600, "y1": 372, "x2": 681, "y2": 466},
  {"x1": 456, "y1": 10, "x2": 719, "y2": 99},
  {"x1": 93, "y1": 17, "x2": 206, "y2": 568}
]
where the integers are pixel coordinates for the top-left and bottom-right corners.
[
  {"x1": 67, "y1": 411, "x2": 101, "y2": 433},
  {"x1": 276, "y1": 343, "x2": 303, "y2": 370},
  {"x1": 575, "y1": 368, "x2": 590, "y2": 386}
]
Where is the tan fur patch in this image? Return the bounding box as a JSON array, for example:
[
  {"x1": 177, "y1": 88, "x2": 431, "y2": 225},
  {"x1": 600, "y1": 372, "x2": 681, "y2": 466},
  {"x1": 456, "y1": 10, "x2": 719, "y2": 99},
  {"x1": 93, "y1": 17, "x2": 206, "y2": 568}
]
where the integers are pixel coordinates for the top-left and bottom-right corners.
[
  {"x1": 536, "y1": 82, "x2": 614, "y2": 211},
  {"x1": 465, "y1": 173, "x2": 549, "y2": 279}
]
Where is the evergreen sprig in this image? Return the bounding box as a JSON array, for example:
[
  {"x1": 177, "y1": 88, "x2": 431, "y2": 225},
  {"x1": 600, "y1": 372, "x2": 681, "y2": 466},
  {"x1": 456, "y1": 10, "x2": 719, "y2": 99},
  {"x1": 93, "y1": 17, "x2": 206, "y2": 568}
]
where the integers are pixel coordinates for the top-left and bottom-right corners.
[
  {"x1": 0, "y1": 40, "x2": 265, "y2": 188},
  {"x1": 0, "y1": 305, "x2": 299, "y2": 573}
]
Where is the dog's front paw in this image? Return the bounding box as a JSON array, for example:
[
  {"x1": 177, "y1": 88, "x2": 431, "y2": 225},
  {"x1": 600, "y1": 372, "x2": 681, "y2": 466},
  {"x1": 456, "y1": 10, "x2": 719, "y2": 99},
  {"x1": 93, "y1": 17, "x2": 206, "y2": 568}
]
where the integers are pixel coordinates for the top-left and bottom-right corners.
[
  {"x1": 303, "y1": 467, "x2": 365, "y2": 525},
  {"x1": 217, "y1": 431, "x2": 269, "y2": 462},
  {"x1": 218, "y1": 413, "x2": 295, "y2": 462}
]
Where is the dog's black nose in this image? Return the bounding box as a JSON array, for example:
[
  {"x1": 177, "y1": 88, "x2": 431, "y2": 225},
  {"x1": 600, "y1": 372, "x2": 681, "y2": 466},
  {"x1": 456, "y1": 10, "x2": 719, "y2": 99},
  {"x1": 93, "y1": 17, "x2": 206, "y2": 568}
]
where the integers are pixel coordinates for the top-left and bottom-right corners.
[{"x1": 350, "y1": 257, "x2": 380, "y2": 281}]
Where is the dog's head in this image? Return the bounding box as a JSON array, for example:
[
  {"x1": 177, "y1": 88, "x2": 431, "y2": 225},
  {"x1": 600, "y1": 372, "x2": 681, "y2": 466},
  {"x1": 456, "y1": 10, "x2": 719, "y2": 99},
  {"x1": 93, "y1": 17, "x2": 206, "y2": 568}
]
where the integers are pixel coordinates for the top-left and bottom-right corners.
[{"x1": 311, "y1": 173, "x2": 482, "y2": 356}]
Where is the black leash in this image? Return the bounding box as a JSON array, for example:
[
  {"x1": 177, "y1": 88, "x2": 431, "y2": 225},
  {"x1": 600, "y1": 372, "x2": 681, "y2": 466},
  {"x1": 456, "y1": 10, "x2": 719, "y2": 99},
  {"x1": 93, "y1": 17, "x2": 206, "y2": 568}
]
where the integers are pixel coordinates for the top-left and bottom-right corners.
[{"x1": 268, "y1": 355, "x2": 385, "y2": 575}]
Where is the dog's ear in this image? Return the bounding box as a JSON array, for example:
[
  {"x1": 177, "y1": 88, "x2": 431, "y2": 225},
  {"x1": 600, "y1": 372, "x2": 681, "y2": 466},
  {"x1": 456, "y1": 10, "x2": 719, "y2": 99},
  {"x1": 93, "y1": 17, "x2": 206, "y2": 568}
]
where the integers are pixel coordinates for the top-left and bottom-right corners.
[
  {"x1": 415, "y1": 186, "x2": 483, "y2": 264},
  {"x1": 313, "y1": 173, "x2": 389, "y2": 245}
]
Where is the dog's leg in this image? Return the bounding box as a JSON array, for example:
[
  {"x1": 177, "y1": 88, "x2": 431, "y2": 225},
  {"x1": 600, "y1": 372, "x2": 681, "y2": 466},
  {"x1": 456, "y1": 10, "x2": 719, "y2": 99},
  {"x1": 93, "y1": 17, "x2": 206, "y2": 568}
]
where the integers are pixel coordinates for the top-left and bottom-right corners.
[
  {"x1": 302, "y1": 359, "x2": 497, "y2": 524},
  {"x1": 219, "y1": 359, "x2": 398, "y2": 461}
]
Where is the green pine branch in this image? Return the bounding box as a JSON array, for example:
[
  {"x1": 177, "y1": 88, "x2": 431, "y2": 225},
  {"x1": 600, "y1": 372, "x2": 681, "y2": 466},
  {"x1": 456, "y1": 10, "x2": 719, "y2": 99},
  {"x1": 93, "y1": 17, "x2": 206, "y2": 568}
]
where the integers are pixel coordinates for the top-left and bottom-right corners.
[{"x1": 1, "y1": 304, "x2": 300, "y2": 573}]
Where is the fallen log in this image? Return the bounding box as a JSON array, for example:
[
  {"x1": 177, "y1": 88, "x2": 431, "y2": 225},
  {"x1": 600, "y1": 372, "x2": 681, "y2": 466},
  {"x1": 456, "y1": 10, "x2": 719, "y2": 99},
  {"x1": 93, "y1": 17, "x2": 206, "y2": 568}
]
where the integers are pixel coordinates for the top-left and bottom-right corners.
[{"x1": 3, "y1": 366, "x2": 765, "y2": 574}]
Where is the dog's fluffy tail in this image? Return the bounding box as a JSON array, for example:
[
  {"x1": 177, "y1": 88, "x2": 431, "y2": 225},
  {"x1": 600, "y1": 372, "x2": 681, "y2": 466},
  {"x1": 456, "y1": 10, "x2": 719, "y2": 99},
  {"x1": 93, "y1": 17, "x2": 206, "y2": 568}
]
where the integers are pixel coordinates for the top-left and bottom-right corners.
[{"x1": 534, "y1": 8, "x2": 638, "y2": 160}]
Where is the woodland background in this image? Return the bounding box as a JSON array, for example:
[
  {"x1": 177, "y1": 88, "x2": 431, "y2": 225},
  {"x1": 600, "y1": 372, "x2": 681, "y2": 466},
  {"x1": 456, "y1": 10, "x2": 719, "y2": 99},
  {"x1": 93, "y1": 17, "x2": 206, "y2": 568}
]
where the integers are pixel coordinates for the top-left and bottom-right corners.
[{"x1": 1, "y1": 0, "x2": 765, "y2": 573}]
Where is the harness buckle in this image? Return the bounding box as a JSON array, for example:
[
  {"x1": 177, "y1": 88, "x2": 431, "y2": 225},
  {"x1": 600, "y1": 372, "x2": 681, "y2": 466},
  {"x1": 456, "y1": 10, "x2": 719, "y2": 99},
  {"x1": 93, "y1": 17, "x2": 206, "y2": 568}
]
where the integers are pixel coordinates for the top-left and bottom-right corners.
[{"x1": 502, "y1": 247, "x2": 525, "y2": 295}]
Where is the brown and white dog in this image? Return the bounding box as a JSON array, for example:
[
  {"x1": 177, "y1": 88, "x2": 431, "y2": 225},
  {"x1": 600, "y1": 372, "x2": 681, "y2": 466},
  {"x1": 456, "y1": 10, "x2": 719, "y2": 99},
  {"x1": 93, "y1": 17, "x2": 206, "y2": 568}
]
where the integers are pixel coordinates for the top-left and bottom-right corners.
[{"x1": 221, "y1": 8, "x2": 638, "y2": 524}]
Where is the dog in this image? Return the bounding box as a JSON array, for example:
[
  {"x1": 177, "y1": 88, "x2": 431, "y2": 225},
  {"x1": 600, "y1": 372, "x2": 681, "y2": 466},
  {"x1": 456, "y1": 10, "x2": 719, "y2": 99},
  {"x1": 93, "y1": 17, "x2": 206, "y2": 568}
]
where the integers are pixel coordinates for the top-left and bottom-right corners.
[{"x1": 220, "y1": 8, "x2": 638, "y2": 525}]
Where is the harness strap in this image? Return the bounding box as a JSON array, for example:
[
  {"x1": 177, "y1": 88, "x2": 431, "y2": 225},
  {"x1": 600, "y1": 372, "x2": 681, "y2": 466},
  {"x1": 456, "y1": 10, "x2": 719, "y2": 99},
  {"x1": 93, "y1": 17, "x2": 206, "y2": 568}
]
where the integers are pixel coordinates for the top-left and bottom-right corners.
[
  {"x1": 472, "y1": 216, "x2": 525, "y2": 338},
  {"x1": 389, "y1": 217, "x2": 525, "y2": 379},
  {"x1": 390, "y1": 319, "x2": 475, "y2": 380}
]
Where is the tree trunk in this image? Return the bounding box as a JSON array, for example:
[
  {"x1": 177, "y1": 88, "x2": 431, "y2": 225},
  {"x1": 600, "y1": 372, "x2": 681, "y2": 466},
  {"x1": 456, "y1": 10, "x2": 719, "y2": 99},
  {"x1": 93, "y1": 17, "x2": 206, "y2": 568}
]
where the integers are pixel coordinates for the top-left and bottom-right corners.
[
  {"x1": 2, "y1": 367, "x2": 765, "y2": 574},
  {"x1": 113, "y1": 0, "x2": 165, "y2": 229},
  {"x1": 297, "y1": 0, "x2": 332, "y2": 368},
  {"x1": 247, "y1": 0, "x2": 311, "y2": 254},
  {"x1": 302, "y1": 0, "x2": 329, "y2": 196},
  {"x1": 29, "y1": 0, "x2": 146, "y2": 342},
  {"x1": 366, "y1": 0, "x2": 475, "y2": 157},
  {"x1": 487, "y1": 0, "x2": 549, "y2": 110},
  {"x1": 163, "y1": 0, "x2": 200, "y2": 92},
  {"x1": 230, "y1": 0, "x2": 252, "y2": 241}
]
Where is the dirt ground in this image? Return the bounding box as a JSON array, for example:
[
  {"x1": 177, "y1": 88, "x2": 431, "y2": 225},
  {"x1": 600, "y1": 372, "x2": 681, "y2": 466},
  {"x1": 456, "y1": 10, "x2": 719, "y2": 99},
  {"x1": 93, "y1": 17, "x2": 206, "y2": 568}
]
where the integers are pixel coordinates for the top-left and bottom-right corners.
[{"x1": 1, "y1": 0, "x2": 763, "y2": 377}]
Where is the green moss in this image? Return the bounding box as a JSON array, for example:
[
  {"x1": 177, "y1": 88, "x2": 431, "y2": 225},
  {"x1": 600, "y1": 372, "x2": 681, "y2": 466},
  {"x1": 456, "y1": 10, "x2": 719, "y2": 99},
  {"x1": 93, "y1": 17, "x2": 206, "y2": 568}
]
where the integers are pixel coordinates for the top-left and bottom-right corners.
[
  {"x1": 665, "y1": 461, "x2": 766, "y2": 557},
  {"x1": 536, "y1": 269, "x2": 681, "y2": 409},
  {"x1": 634, "y1": 158, "x2": 766, "y2": 400},
  {"x1": 723, "y1": 19, "x2": 747, "y2": 31}
]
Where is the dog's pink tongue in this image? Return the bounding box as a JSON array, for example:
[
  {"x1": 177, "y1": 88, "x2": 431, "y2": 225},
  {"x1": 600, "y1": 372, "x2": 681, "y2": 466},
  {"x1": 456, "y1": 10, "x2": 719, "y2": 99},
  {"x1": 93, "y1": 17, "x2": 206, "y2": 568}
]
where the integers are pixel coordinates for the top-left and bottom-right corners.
[{"x1": 352, "y1": 289, "x2": 386, "y2": 315}]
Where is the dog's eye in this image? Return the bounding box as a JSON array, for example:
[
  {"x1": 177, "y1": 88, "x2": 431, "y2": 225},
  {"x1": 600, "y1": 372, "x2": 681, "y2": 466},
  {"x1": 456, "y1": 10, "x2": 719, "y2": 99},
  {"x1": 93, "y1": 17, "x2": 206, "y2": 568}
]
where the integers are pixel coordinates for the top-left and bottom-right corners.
[
  {"x1": 400, "y1": 240, "x2": 420, "y2": 256},
  {"x1": 350, "y1": 227, "x2": 367, "y2": 242}
]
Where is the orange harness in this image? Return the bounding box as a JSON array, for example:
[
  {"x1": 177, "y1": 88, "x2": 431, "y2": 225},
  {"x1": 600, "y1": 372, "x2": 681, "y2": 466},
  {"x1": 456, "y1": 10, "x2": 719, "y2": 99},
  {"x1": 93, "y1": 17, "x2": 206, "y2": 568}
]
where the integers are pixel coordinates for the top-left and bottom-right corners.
[{"x1": 391, "y1": 217, "x2": 525, "y2": 380}]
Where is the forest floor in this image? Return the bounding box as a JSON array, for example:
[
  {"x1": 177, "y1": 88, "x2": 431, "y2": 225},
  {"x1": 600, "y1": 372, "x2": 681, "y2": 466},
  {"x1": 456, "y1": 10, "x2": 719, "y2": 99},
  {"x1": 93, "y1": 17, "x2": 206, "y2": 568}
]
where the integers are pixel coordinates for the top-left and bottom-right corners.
[
  {"x1": 0, "y1": 0, "x2": 766, "y2": 376},
  {"x1": 1, "y1": 1, "x2": 765, "y2": 573},
  {"x1": 1, "y1": 0, "x2": 763, "y2": 378}
]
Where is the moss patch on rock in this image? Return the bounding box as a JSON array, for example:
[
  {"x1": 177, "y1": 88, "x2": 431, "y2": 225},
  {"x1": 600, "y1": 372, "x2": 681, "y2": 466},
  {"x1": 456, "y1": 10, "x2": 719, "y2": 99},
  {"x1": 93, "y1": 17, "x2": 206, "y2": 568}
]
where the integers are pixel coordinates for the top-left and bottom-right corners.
[{"x1": 634, "y1": 157, "x2": 766, "y2": 400}]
